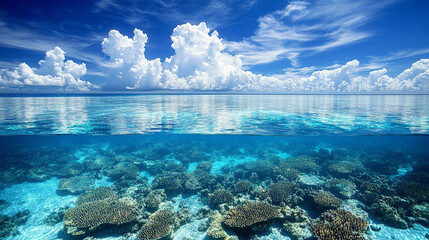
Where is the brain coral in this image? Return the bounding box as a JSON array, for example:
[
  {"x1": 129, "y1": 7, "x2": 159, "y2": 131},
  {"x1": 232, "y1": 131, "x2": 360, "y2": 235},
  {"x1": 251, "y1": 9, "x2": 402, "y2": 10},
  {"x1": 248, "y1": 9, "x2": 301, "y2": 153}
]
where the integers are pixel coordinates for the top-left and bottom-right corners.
[
  {"x1": 223, "y1": 201, "x2": 281, "y2": 229},
  {"x1": 64, "y1": 197, "x2": 138, "y2": 231},
  {"x1": 76, "y1": 187, "x2": 118, "y2": 206},
  {"x1": 138, "y1": 209, "x2": 176, "y2": 240},
  {"x1": 310, "y1": 209, "x2": 368, "y2": 240}
]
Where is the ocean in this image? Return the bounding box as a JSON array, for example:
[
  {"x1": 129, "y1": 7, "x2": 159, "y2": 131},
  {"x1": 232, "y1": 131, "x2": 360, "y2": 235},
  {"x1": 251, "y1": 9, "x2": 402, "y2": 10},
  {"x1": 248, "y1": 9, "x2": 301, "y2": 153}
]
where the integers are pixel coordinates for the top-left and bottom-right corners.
[{"x1": 0, "y1": 95, "x2": 428, "y2": 240}]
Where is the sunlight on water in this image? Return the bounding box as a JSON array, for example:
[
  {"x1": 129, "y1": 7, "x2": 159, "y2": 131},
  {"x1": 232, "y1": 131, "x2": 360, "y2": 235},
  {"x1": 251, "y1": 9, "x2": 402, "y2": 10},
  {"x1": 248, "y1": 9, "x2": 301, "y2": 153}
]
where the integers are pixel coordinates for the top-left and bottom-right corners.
[{"x1": 0, "y1": 95, "x2": 428, "y2": 135}]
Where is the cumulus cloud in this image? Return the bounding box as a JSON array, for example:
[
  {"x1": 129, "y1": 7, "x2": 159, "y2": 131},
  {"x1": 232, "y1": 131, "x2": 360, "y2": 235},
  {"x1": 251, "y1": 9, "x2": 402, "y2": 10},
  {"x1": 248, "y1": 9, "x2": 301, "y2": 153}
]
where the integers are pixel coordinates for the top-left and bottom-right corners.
[
  {"x1": 102, "y1": 23, "x2": 281, "y2": 91},
  {"x1": 0, "y1": 47, "x2": 94, "y2": 91},
  {"x1": 101, "y1": 22, "x2": 429, "y2": 93}
]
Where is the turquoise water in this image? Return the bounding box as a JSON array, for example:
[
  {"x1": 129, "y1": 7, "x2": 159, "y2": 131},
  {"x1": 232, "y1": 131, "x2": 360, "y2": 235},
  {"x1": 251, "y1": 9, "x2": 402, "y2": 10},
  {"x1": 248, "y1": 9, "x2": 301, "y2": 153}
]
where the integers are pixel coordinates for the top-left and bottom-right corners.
[{"x1": 0, "y1": 95, "x2": 429, "y2": 240}]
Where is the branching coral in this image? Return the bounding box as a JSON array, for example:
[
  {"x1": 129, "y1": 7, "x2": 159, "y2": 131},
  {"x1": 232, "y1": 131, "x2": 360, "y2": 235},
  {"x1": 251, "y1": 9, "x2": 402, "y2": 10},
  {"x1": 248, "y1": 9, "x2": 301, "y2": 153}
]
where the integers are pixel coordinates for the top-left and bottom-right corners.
[
  {"x1": 223, "y1": 201, "x2": 281, "y2": 232},
  {"x1": 310, "y1": 209, "x2": 368, "y2": 240},
  {"x1": 138, "y1": 209, "x2": 176, "y2": 240},
  {"x1": 268, "y1": 181, "x2": 297, "y2": 204}
]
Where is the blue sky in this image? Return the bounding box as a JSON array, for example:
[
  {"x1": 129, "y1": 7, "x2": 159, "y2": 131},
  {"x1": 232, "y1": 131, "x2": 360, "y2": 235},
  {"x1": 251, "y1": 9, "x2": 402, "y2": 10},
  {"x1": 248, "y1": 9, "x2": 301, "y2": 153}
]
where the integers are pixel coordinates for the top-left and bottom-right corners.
[{"x1": 0, "y1": 0, "x2": 428, "y2": 92}]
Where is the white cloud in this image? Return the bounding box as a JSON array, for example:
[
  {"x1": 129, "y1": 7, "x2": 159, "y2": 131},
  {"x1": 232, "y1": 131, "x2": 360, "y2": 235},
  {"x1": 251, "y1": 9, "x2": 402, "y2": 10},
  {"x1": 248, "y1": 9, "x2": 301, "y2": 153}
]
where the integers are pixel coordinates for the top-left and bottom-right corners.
[
  {"x1": 0, "y1": 47, "x2": 94, "y2": 91},
  {"x1": 102, "y1": 23, "x2": 282, "y2": 91},
  {"x1": 101, "y1": 22, "x2": 429, "y2": 93},
  {"x1": 226, "y1": 0, "x2": 394, "y2": 66},
  {"x1": 101, "y1": 28, "x2": 162, "y2": 89}
]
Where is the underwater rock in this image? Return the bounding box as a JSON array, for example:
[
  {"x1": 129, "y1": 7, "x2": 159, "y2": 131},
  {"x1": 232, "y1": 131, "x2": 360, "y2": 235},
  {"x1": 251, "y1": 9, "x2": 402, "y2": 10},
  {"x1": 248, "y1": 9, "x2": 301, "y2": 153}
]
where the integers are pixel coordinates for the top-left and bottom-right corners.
[
  {"x1": 58, "y1": 175, "x2": 95, "y2": 194},
  {"x1": 43, "y1": 206, "x2": 70, "y2": 226},
  {"x1": 209, "y1": 189, "x2": 233, "y2": 207},
  {"x1": 137, "y1": 209, "x2": 177, "y2": 240},
  {"x1": 413, "y1": 202, "x2": 429, "y2": 227},
  {"x1": 0, "y1": 210, "x2": 31, "y2": 238},
  {"x1": 207, "y1": 210, "x2": 237, "y2": 240},
  {"x1": 268, "y1": 181, "x2": 297, "y2": 204},
  {"x1": 63, "y1": 197, "x2": 138, "y2": 236},
  {"x1": 310, "y1": 209, "x2": 368, "y2": 240},
  {"x1": 282, "y1": 206, "x2": 312, "y2": 240},
  {"x1": 328, "y1": 178, "x2": 357, "y2": 199},
  {"x1": 298, "y1": 174, "x2": 325, "y2": 188},
  {"x1": 0, "y1": 199, "x2": 10, "y2": 211},
  {"x1": 108, "y1": 162, "x2": 139, "y2": 180},
  {"x1": 368, "y1": 200, "x2": 408, "y2": 229},
  {"x1": 223, "y1": 201, "x2": 282, "y2": 234}
]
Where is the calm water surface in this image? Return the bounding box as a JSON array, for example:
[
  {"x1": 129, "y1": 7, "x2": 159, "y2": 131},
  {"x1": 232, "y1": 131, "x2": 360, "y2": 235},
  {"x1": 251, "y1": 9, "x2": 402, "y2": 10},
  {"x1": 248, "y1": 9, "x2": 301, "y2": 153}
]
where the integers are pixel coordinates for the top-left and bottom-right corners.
[{"x1": 0, "y1": 95, "x2": 428, "y2": 240}]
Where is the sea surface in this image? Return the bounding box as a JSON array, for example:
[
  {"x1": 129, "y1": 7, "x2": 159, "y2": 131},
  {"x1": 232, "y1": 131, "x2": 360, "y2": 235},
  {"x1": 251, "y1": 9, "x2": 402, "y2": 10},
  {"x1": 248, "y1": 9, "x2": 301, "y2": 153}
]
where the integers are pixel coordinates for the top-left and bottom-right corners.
[{"x1": 0, "y1": 95, "x2": 428, "y2": 240}]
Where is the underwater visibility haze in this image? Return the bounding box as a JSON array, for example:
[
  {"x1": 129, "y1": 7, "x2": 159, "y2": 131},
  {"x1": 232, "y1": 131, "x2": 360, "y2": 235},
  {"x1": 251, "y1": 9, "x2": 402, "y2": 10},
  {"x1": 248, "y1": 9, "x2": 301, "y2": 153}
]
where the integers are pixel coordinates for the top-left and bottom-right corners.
[{"x1": 0, "y1": 95, "x2": 428, "y2": 240}]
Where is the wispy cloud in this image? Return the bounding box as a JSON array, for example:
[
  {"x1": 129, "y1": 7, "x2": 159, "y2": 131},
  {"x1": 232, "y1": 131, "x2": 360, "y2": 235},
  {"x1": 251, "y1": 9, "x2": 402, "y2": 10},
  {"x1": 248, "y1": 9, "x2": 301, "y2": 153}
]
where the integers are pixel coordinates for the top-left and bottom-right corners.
[
  {"x1": 368, "y1": 48, "x2": 429, "y2": 63},
  {"x1": 94, "y1": 0, "x2": 258, "y2": 28},
  {"x1": 0, "y1": 23, "x2": 108, "y2": 68},
  {"x1": 227, "y1": 0, "x2": 396, "y2": 66}
]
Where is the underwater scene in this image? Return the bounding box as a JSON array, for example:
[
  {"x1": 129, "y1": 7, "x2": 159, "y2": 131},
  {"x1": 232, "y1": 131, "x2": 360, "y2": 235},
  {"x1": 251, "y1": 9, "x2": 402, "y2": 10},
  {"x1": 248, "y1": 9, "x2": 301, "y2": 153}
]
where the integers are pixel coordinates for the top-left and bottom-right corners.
[{"x1": 0, "y1": 95, "x2": 429, "y2": 240}]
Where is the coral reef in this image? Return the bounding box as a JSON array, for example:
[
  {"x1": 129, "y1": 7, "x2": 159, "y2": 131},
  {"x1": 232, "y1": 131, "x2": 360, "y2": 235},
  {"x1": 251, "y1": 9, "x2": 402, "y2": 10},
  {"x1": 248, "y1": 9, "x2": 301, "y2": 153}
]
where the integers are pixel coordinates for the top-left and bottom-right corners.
[
  {"x1": 108, "y1": 162, "x2": 139, "y2": 180},
  {"x1": 43, "y1": 206, "x2": 70, "y2": 226},
  {"x1": 0, "y1": 210, "x2": 30, "y2": 238},
  {"x1": 310, "y1": 209, "x2": 368, "y2": 240},
  {"x1": 395, "y1": 180, "x2": 429, "y2": 203},
  {"x1": 234, "y1": 180, "x2": 253, "y2": 194},
  {"x1": 57, "y1": 175, "x2": 95, "y2": 194},
  {"x1": 76, "y1": 186, "x2": 118, "y2": 205},
  {"x1": 282, "y1": 206, "x2": 312, "y2": 240},
  {"x1": 223, "y1": 201, "x2": 282, "y2": 234},
  {"x1": 196, "y1": 161, "x2": 213, "y2": 172},
  {"x1": 328, "y1": 161, "x2": 356, "y2": 176},
  {"x1": 280, "y1": 155, "x2": 318, "y2": 173},
  {"x1": 138, "y1": 209, "x2": 177, "y2": 240},
  {"x1": 367, "y1": 200, "x2": 408, "y2": 229},
  {"x1": 209, "y1": 189, "x2": 233, "y2": 207},
  {"x1": 268, "y1": 181, "x2": 297, "y2": 204},
  {"x1": 306, "y1": 190, "x2": 342, "y2": 210},
  {"x1": 63, "y1": 197, "x2": 138, "y2": 235}
]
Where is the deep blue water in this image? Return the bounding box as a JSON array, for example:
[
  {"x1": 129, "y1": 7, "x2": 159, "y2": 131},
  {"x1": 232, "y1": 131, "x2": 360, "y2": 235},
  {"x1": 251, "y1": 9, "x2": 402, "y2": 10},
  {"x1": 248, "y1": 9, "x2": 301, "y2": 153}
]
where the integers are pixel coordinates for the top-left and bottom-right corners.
[{"x1": 0, "y1": 95, "x2": 428, "y2": 240}]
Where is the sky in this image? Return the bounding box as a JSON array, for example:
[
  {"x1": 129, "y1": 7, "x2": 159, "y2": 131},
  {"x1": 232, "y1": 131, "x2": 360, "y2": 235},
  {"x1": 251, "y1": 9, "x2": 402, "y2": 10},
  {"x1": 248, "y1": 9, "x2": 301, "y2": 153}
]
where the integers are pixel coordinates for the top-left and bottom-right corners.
[{"x1": 0, "y1": 0, "x2": 428, "y2": 93}]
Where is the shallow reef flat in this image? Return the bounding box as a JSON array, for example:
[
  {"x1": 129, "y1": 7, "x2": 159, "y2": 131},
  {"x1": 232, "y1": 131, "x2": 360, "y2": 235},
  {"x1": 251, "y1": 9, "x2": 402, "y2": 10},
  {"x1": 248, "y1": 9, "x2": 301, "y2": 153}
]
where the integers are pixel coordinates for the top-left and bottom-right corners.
[{"x1": 0, "y1": 134, "x2": 429, "y2": 240}]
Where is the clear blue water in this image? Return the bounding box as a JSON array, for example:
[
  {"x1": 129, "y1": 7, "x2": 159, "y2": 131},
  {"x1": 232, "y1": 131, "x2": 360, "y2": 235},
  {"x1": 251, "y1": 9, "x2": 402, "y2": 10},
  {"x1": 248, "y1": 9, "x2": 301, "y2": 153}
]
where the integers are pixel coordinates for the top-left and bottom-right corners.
[
  {"x1": 1, "y1": 95, "x2": 428, "y2": 135},
  {"x1": 0, "y1": 95, "x2": 428, "y2": 240}
]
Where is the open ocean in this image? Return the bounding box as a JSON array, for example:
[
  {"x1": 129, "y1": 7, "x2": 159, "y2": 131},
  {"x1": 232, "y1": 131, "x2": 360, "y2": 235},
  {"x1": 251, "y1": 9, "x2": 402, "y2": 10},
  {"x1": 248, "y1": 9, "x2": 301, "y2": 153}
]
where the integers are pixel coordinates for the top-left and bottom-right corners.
[{"x1": 0, "y1": 95, "x2": 428, "y2": 240}]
